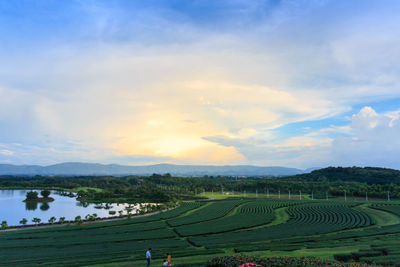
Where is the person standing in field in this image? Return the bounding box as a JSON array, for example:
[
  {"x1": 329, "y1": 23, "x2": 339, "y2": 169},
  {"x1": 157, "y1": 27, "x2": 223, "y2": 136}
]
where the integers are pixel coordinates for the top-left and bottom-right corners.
[
  {"x1": 167, "y1": 253, "x2": 171, "y2": 266},
  {"x1": 146, "y1": 248, "x2": 152, "y2": 267}
]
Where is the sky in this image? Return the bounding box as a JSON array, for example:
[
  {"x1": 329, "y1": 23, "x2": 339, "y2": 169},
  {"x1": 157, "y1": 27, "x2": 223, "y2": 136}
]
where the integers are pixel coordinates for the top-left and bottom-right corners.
[{"x1": 1, "y1": 0, "x2": 400, "y2": 169}]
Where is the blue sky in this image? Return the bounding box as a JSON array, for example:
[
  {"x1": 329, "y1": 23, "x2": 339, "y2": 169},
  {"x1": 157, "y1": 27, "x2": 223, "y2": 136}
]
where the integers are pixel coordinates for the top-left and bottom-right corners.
[{"x1": 1, "y1": 0, "x2": 400, "y2": 169}]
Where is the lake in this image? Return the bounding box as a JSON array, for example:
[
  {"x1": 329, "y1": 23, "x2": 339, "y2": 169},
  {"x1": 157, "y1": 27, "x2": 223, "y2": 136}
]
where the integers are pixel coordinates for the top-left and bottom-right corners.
[{"x1": 0, "y1": 189, "x2": 138, "y2": 226}]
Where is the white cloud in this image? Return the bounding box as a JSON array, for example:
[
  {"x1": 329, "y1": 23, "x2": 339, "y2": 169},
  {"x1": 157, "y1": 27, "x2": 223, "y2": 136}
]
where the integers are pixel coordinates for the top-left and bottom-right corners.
[
  {"x1": 0, "y1": 149, "x2": 13, "y2": 156},
  {"x1": 331, "y1": 107, "x2": 400, "y2": 168},
  {"x1": 204, "y1": 107, "x2": 400, "y2": 169}
]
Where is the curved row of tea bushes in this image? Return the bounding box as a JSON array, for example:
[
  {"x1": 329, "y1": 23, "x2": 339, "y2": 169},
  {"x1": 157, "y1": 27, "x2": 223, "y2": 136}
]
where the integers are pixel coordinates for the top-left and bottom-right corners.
[
  {"x1": 175, "y1": 199, "x2": 299, "y2": 236},
  {"x1": 189, "y1": 202, "x2": 375, "y2": 247},
  {"x1": 167, "y1": 199, "x2": 247, "y2": 227},
  {"x1": 369, "y1": 203, "x2": 400, "y2": 217}
]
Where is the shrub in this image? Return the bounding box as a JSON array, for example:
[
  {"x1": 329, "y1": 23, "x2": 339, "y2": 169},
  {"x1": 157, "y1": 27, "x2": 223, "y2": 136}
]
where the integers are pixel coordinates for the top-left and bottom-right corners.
[
  {"x1": 333, "y1": 254, "x2": 354, "y2": 262},
  {"x1": 206, "y1": 255, "x2": 378, "y2": 267},
  {"x1": 41, "y1": 190, "x2": 51, "y2": 198}
]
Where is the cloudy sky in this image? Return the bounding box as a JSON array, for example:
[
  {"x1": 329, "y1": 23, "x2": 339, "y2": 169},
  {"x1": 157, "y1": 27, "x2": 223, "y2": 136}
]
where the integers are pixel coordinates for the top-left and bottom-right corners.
[{"x1": 1, "y1": 0, "x2": 400, "y2": 169}]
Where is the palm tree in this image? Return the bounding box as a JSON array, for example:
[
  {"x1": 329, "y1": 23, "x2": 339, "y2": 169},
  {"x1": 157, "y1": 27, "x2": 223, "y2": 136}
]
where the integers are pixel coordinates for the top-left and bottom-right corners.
[
  {"x1": 19, "y1": 218, "x2": 28, "y2": 225},
  {"x1": 32, "y1": 218, "x2": 41, "y2": 225},
  {"x1": 125, "y1": 206, "x2": 133, "y2": 218},
  {"x1": 48, "y1": 217, "x2": 56, "y2": 224}
]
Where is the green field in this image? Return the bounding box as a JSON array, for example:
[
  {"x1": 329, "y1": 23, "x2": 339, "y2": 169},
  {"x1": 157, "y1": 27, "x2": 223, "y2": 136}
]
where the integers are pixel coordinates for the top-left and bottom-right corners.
[{"x1": 1, "y1": 197, "x2": 400, "y2": 266}]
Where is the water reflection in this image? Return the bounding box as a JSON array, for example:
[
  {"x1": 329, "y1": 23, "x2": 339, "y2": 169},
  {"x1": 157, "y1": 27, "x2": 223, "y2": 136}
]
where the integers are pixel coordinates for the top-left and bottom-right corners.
[
  {"x1": 40, "y1": 202, "x2": 50, "y2": 211},
  {"x1": 90, "y1": 203, "x2": 114, "y2": 209},
  {"x1": 25, "y1": 201, "x2": 38, "y2": 211},
  {"x1": 76, "y1": 201, "x2": 89, "y2": 208},
  {"x1": 0, "y1": 190, "x2": 14, "y2": 197},
  {"x1": 105, "y1": 203, "x2": 113, "y2": 209},
  {"x1": 55, "y1": 190, "x2": 75, "y2": 198},
  {"x1": 1, "y1": 190, "x2": 136, "y2": 226}
]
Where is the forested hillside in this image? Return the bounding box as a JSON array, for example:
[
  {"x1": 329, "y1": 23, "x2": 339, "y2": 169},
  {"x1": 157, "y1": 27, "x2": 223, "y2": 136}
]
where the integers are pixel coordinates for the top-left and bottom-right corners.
[{"x1": 289, "y1": 167, "x2": 400, "y2": 185}]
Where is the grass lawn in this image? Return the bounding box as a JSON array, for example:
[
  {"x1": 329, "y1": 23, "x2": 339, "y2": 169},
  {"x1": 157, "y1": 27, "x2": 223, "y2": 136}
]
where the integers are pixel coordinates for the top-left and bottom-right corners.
[
  {"x1": 74, "y1": 187, "x2": 104, "y2": 192},
  {"x1": 200, "y1": 192, "x2": 306, "y2": 200},
  {"x1": 356, "y1": 203, "x2": 400, "y2": 226}
]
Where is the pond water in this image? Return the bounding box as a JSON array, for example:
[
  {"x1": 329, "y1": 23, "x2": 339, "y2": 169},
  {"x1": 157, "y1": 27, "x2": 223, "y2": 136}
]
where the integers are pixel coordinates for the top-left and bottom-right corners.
[{"x1": 0, "y1": 189, "x2": 138, "y2": 226}]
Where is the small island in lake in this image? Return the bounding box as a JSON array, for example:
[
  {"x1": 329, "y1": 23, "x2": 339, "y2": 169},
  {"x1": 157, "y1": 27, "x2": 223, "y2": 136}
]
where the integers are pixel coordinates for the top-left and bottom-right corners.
[{"x1": 24, "y1": 190, "x2": 54, "y2": 202}]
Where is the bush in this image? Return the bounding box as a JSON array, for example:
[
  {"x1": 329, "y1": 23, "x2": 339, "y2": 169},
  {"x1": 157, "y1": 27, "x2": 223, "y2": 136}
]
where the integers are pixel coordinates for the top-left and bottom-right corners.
[
  {"x1": 206, "y1": 255, "x2": 377, "y2": 267},
  {"x1": 333, "y1": 254, "x2": 354, "y2": 262},
  {"x1": 41, "y1": 190, "x2": 51, "y2": 198},
  {"x1": 334, "y1": 249, "x2": 386, "y2": 262}
]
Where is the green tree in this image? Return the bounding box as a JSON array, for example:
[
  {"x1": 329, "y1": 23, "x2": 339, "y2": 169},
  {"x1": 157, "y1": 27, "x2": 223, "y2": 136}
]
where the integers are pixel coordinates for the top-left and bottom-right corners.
[
  {"x1": 41, "y1": 190, "x2": 51, "y2": 198},
  {"x1": 32, "y1": 218, "x2": 41, "y2": 225},
  {"x1": 1, "y1": 221, "x2": 8, "y2": 229},
  {"x1": 48, "y1": 216, "x2": 56, "y2": 224},
  {"x1": 19, "y1": 218, "x2": 28, "y2": 225},
  {"x1": 75, "y1": 216, "x2": 82, "y2": 224},
  {"x1": 77, "y1": 190, "x2": 88, "y2": 198},
  {"x1": 26, "y1": 191, "x2": 38, "y2": 200},
  {"x1": 58, "y1": 217, "x2": 66, "y2": 223},
  {"x1": 125, "y1": 205, "x2": 133, "y2": 218}
]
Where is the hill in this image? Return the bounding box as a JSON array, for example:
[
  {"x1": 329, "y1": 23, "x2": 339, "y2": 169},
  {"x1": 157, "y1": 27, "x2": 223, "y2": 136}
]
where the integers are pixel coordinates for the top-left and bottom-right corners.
[
  {"x1": 290, "y1": 166, "x2": 400, "y2": 185},
  {"x1": 0, "y1": 162, "x2": 305, "y2": 177}
]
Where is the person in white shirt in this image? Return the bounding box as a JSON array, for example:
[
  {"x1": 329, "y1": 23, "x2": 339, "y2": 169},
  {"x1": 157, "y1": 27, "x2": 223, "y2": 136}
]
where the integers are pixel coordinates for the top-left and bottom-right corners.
[{"x1": 146, "y1": 248, "x2": 152, "y2": 267}]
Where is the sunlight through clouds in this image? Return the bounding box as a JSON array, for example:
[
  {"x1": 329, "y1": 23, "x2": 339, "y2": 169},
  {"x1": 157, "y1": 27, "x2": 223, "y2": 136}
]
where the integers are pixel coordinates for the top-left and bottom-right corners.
[{"x1": 0, "y1": 0, "x2": 400, "y2": 168}]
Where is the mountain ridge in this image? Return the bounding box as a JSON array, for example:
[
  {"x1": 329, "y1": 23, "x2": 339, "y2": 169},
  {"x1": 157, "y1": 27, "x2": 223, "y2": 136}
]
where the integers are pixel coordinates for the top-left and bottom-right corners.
[{"x1": 0, "y1": 162, "x2": 307, "y2": 177}]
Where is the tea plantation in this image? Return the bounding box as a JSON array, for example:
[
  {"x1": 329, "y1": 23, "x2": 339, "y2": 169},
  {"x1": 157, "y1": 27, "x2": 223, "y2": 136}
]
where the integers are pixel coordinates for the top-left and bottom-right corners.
[{"x1": 1, "y1": 197, "x2": 400, "y2": 266}]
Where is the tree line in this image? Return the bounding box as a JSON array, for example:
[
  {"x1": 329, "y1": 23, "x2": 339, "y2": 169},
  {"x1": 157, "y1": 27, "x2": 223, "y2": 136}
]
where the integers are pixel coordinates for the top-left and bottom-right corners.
[{"x1": 1, "y1": 167, "x2": 400, "y2": 202}]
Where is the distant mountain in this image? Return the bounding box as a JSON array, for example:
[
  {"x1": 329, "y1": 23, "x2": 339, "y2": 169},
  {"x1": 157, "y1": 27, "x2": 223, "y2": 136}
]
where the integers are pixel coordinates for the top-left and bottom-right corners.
[
  {"x1": 0, "y1": 162, "x2": 306, "y2": 177},
  {"x1": 287, "y1": 166, "x2": 400, "y2": 185}
]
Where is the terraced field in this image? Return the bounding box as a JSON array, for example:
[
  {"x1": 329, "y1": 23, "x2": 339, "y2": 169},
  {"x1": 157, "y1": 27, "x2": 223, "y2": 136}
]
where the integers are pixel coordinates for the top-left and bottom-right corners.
[
  {"x1": 174, "y1": 199, "x2": 297, "y2": 236},
  {"x1": 167, "y1": 199, "x2": 246, "y2": 226},
  {"x1": 1, "y1": 197, "x2": 400, "y2": 266},
  {"x1": 189, "y1": 202, "x2": 375, "y2": 246},
  {"x1": 370, "y1": 202, "x2": 400, "y2": 217}
]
